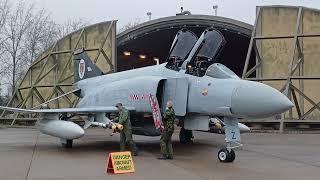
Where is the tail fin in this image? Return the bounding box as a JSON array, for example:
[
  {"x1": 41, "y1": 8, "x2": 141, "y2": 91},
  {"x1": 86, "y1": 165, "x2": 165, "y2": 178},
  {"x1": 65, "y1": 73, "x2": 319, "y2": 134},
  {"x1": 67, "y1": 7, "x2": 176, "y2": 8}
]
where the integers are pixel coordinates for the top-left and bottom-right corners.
[{"x1": 73, "y1": 48, "x2": 103, "y2": 83}]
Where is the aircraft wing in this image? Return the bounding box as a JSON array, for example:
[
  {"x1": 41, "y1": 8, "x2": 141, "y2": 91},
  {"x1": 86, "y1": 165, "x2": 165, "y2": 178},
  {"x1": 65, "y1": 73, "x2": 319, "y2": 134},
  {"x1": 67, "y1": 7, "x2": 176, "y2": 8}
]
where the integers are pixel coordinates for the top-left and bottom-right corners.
[{"x1": 0, "y1": 106, "x2": 135, "y2": 114}]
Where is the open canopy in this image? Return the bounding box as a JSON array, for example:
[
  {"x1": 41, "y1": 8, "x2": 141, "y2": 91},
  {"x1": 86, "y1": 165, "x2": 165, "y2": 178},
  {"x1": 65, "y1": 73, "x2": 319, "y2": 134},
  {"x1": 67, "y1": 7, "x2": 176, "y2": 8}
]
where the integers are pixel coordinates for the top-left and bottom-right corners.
[
  {"x1": 180, "y1": 28, "x2": 228, "y2": 77},
  {"x1": 166, "y1": 29, "x2": 198, "y2": 70},
  {"x1": 168, "y1": 29, "x2": 198, "y2": 62}
]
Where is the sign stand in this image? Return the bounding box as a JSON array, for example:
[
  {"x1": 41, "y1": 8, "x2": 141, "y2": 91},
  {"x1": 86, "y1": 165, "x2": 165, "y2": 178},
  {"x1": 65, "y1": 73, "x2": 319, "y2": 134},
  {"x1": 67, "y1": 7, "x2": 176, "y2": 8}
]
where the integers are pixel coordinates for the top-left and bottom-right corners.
[
  {"x1": 106, "y1": 154, "x2": 115, "y2": 174},
  {"x1": 106, "y1": 151, "x2": 135, "y2": 174}
]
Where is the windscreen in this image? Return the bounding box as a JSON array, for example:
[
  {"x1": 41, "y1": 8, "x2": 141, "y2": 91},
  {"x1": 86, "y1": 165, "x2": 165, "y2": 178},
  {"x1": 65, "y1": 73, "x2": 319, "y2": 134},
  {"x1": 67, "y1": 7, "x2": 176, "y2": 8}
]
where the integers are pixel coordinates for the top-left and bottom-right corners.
[{"x1": 205, "y1": 63, "x2": 239, "y2": 79}]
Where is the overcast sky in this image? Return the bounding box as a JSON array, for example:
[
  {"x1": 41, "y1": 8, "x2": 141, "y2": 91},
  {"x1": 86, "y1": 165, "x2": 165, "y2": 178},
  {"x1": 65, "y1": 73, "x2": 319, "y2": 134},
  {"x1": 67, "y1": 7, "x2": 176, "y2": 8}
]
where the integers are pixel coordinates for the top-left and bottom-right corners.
[{"x1": 29, "y1": 0, "x2": 320, "y2": 28}]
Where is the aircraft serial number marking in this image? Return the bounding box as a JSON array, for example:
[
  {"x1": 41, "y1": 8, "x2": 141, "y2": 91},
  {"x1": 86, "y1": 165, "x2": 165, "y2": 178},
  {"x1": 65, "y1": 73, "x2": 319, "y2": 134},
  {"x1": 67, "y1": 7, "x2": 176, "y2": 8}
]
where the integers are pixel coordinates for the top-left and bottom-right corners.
[{"x1": 128, "y1": 93, "x2": 150, "y2": 101}]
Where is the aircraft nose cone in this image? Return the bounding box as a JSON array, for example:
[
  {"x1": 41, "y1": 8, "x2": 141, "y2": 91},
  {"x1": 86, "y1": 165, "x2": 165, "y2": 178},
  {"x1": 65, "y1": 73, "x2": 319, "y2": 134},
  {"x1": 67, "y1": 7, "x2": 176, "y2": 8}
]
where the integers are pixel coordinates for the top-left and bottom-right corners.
[{"x1": 231, "y1": 81, "x2": 294, "y2": 118}]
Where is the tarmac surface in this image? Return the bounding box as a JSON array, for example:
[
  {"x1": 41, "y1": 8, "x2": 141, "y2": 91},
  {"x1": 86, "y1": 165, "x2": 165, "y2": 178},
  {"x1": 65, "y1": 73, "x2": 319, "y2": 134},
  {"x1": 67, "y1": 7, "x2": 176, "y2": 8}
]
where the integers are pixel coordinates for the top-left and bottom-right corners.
[{"x1": 0, "y1": 128, "x2": 319, "y2": 180}]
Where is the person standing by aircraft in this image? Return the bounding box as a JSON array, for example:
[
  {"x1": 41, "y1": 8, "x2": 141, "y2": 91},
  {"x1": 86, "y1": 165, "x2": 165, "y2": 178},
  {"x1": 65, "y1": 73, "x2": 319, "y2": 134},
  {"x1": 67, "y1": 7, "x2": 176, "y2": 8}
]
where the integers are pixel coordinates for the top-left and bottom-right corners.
[
  {"x1": 158, "y1": 100, "x2": 175, "y2": 160},
  {"x1": 114, "y1": 103, "x2": 138, "y2": 156}
]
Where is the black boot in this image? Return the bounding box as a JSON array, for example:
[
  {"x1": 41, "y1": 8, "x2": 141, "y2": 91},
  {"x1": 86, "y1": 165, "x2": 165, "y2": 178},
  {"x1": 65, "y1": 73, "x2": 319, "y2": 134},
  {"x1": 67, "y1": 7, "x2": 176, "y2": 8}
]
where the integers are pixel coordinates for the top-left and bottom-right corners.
[{"x1": 157, "y1": 155, "x2": 167, "y2": 160}]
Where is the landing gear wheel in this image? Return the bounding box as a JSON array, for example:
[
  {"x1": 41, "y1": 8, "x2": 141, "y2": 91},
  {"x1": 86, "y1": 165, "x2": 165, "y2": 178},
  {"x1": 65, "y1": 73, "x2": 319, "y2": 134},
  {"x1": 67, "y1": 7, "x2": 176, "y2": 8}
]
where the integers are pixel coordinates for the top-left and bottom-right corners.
[
  {"x1": 227, "y1": 149, "x2": 235, "y2": 162},
  {"x1": 179, "y1": 128, "x2": 193, "y2": 144},
  {"x1": 62, "y1": 140, "x2": 73, "y2": 148},
  {"x1": 218, "y1": 148, "x2": 235, "y2": 163},
  {"x1": 218, "y1": 148, "x2": 228, "y2": 162}
]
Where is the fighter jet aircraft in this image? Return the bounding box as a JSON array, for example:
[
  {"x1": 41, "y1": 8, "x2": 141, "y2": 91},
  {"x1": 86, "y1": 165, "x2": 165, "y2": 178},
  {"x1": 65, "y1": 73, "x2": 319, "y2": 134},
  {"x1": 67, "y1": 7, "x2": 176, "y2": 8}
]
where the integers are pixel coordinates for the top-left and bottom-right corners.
[{"x1": 0, "y1": 28, "x2": 293, "y2": 163}]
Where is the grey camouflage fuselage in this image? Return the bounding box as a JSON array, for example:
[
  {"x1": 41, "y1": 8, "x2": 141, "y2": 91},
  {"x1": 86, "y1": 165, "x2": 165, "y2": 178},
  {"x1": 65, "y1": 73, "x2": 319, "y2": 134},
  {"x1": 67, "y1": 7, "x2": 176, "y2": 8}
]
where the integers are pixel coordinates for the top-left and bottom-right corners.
[{"x1": 75, "y1": 62, "x2": 293, "y2": 120}]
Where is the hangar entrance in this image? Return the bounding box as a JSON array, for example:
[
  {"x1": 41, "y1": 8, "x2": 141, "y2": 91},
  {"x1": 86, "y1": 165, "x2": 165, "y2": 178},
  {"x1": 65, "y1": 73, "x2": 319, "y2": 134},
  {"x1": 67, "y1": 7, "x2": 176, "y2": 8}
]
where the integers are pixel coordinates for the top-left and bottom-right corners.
[{"x1": 116, "y1": 15, "x2": 256, "y2": 77}]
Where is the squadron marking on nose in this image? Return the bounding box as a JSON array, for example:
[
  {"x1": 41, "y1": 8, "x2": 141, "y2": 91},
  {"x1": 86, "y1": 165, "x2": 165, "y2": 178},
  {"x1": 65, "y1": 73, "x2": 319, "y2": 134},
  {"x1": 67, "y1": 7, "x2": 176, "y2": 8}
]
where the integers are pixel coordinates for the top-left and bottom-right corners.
[{"x1": 202, "y1": 88, "x2": 208, "y2": 96}]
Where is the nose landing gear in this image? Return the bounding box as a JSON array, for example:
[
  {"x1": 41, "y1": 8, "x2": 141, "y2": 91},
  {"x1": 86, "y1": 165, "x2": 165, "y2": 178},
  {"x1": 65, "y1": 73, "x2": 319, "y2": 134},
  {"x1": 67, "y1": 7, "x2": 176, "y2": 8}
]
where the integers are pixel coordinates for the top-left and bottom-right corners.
[{"x1": 218, "y1": 148, "x2": 235, "y2": 162}]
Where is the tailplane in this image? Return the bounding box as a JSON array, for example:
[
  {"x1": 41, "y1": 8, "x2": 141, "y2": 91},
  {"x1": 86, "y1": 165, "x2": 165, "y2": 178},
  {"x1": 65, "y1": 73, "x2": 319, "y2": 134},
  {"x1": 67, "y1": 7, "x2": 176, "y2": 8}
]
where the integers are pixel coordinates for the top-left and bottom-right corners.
[{"x1": 73, "y1": 48, "x2": 103, "y2": 83}]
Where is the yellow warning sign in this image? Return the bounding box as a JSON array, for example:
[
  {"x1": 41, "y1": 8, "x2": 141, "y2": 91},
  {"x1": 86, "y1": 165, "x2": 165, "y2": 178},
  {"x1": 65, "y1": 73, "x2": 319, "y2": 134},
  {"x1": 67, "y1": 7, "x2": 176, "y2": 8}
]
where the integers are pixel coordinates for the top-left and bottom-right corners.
[{"x1": 106, "y1": 151, "x2": 135, "y2": 174}]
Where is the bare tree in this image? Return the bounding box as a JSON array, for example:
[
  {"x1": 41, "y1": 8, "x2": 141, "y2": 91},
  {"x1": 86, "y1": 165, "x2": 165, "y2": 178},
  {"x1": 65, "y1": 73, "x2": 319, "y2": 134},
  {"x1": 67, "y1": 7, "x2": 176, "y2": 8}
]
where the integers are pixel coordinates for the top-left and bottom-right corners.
[
  {"x1": 55, "y1": 18, "x2": 88, "y2": 40},
  {"x1": 118, "y1": 19, "x2": 141, "y2": 33},
  {"x1": 2, "y1": 0, "x2": 34, "y2": 95},
  {"x1": 22, "y1": 9, "x2": 56, "y2": 66},
  {"x1": 0, "y1": 0, "x2": 9, "y2": 76},
  {"x1": 0, "y1": 82, "x2": 8, "y2": 105},
  {"x1": 0, "y1": 0, "x2": 88, "y2": 96},
  {"x1": 0, "y1": 0, "x2": 9, "y2": 43}
]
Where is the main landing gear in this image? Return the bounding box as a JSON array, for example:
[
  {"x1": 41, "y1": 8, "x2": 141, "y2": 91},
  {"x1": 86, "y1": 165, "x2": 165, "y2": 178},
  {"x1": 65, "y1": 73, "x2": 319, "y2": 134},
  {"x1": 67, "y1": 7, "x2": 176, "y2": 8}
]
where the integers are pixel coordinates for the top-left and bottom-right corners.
[
  {"x1": 61, "y1": 139, "x2": 73, "y2": 148},
  {"x1": 218, "y1": 148, "x2": 235, "y2": 163},
  {"x1": 179, "y1": 128, "x2": 194, "y2": 144}
]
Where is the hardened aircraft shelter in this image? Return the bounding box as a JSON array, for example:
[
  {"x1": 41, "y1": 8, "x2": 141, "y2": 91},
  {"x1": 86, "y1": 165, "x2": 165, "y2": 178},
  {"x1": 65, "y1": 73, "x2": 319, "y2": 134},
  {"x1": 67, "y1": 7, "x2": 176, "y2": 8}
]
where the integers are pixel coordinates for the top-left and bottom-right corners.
[{"x1": 1, "y1": 6, "x2": 320, "y2": 131}]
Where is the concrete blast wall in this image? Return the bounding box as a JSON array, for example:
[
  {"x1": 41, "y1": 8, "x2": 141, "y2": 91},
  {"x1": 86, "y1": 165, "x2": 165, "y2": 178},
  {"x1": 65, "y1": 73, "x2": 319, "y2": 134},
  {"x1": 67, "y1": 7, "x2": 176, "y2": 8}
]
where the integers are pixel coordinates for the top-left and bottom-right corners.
[
  {"x1": 254, "y1": 6, "x2": 320, "y2": 120},
  {"x1": 2, "y1": 21, "x2": 116, "y2": 121}
]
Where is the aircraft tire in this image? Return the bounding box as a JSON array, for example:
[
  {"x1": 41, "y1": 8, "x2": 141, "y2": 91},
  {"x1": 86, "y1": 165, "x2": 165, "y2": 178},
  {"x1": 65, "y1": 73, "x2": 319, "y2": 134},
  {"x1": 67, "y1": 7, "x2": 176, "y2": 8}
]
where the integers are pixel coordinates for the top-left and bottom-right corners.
[
  {"x1": 179, "y1": 128, "x2": 193, "y2": 144},
  {"x1": 62, "y1": 140, "x2": 73, "y2": 148},
  {"x1": 226, "y1": 149, "x2": 235, "y2": 162},
  {"x1": 218, "y1": 148, "x2": 228, "y2": 162},
  {"x1": 218, "y1": 148, "x2": 235, "y2": 162}
]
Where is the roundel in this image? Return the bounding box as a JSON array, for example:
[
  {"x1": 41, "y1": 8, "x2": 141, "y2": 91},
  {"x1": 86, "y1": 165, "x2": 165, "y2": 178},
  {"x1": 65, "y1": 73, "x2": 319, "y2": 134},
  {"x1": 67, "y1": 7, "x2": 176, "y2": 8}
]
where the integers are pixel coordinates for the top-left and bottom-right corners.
[{"x1": 78, "y1": 59, "x2": 86, "y2": 79}]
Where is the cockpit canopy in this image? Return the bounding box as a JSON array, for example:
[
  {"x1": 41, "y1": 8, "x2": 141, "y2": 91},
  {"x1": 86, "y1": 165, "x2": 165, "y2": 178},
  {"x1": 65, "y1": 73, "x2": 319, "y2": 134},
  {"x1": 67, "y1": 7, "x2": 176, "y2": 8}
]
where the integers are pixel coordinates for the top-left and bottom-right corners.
[
  {"x1": 165, "y1": 29, "x2": 198, "y2": 70},
  {"x1": 205, "y1": 63, "x2": 239, "y2": 79},
  {"x1": 182, "y1": 28, "x2": 226, "y2": 77},
  {"x1": 165, "y1": 28, "x2": 237, "y2": 78},
  {"x1": 194, "y1": 28, "x2": 226, "y2": 61},
  {"x1": 168, "y1": 29, "x2": 198, "y2": 61}
]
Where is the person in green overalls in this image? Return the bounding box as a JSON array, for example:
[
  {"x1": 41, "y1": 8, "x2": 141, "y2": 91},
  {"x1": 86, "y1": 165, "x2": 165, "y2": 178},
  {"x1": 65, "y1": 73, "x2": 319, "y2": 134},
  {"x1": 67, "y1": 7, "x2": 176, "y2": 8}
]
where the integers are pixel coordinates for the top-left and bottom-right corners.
[
  {"x1": 114, "y1": 103, "x2": 138, "y2": 156},
  {"x1": 158, "y1": 100, "x2": 175, "y2": 160}
]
